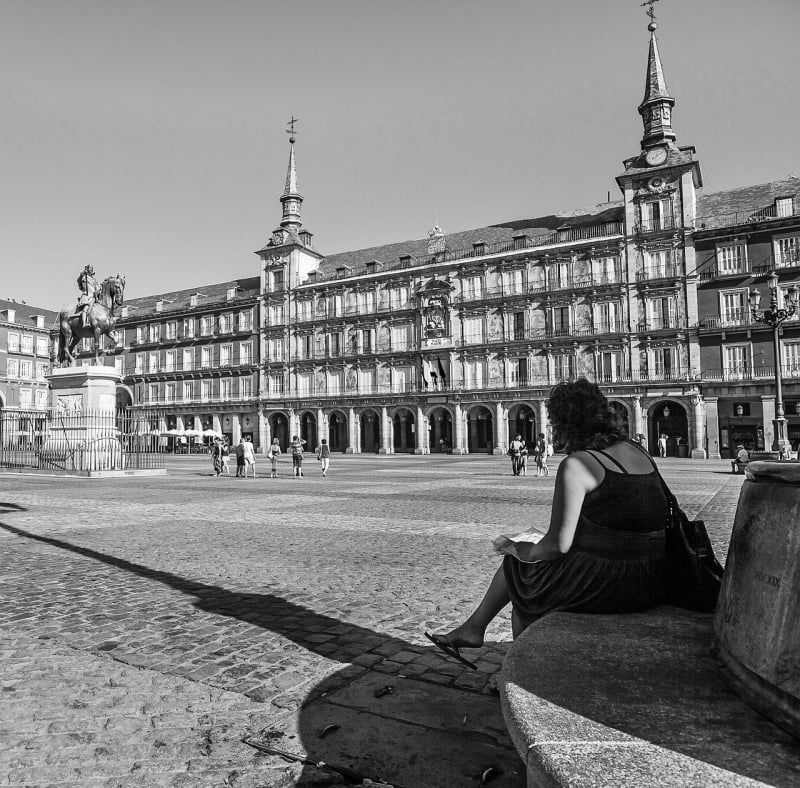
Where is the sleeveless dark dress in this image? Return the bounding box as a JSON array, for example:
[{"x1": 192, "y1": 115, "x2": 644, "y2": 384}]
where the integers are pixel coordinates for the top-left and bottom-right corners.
[{"x1": 503, "y1": 445, "x2": 668, "y2": 628}]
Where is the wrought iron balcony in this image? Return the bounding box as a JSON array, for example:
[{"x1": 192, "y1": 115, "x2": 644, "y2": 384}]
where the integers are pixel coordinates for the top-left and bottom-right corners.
[
  {"x1": 636, "y1": 264, "x2": 682, "y2": 282},
  {"x1": 695, "y1": 204, "x2": 800, "y2": 232}
]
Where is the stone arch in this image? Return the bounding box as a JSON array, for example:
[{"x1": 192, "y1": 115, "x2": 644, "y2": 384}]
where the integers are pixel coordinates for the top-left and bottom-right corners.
[
  {"x1": 507, "y1": 402, "x2": 536, "y2": 449},
  {"x1": 359, "y1": 408, "x2": 381, "y2": 454},
  {"x1": 268, "y1": 411, "x2": 290, "y2": 451},
  {"x1": 427, "y1": 406, "x2": 454, "y2": 453},
  {"x1": 327, "y1": 409, "x2": 348, "y2": 453},
  {"x1": 391, "y1": 406, "x2": 415, "y2": 454},
  {"x1": 299, "y1": 410, "x2": 318, "y2": 453},
  {"x1": 115, "y1": 384, "x2": 134, "y2": 409},
  {"x1": 648, "y1": 398, "x2": 689, "y2": 457},
  {"x1": 465, "y1": 404, "x2": 494, "y2": 454}
]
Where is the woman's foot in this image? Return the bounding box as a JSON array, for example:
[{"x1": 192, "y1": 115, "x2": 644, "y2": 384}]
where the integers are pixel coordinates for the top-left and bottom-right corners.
[{"x1": 429, "y1": 624, "x2": 484, "y2": 651}]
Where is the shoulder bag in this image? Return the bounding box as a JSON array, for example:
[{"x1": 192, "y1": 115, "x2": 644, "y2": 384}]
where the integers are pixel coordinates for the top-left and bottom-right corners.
[{"x1": 633, "y1": 442, "x2": 724, "y2": 612}]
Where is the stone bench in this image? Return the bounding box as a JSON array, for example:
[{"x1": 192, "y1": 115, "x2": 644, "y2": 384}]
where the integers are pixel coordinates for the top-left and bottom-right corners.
[{"x1": 498, "y1": 608, "x2": 798, "y2": 787}]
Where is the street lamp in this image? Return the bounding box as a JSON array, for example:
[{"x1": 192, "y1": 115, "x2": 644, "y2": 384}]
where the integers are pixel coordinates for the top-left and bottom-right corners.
[{"x1": 748, "y1": 272, "x2": 800, "y2": 457}]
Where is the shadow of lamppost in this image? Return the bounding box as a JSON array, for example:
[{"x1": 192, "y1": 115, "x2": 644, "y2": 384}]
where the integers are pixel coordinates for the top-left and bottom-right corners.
[{"x1": 748, "y1": 272, "x2": 799, "y2": 457}]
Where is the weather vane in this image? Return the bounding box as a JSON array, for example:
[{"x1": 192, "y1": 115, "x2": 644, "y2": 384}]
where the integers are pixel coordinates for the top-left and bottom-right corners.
[
  {"x1": 641, "y1": 0, "x2": 661, "y2": 24},
  {"x1": 286, "y1": 115, "x2": 298, "y2": 142}
]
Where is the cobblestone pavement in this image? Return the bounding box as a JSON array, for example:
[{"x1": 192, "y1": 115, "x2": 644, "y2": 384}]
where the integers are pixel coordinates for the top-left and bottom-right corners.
[{"x1": 0, "y1": 455, "x2": 744, "y2": 787}]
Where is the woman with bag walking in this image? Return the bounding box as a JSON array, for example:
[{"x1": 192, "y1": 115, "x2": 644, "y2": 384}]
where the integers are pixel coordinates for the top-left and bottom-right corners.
[
  {"x1": 425, "y1": 378, "x2": 676, "y2": 669},
  {"x1": 317, "y1": 439, "x2": 331, "y2": 477}
]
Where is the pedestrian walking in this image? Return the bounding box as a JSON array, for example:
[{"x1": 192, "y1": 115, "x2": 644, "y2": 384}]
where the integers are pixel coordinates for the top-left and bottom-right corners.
[
  {"x1": 508, "y1": 434, "x2": 525, "y2": 476},
  {"x1": 210, "y1": 438, "x2": 223, "y2": 476},
  {"x1": 290, "y1": 435, "x2": 306, "y2": 477},
  {"x1": 220, "y1": 440, "x2": 231, "y2": 475},
  {"x1": 518, "y1": 445, "x2": 529, "y2": 477},
  {"x1": 317, "y1": 439, "x2": 331, "y2": 476},
  {"x1": 242, "y1": 436, "x2": 257, "y2": 478},
  {"x1": 658, "y1": 434, "x2": 667, "y2": 458},
  {"x1": 234, "y1": 438, "x2": 245, "y2": 478},
  {"x1": 268, "y1": 438, "x2": 281, "y2": 478},
  {"x1": 425, "y1": 378, "x2": 670, "y2": 670},
  {"x1": 535, "y1": 432, "x2": 549, "y2": 477}
]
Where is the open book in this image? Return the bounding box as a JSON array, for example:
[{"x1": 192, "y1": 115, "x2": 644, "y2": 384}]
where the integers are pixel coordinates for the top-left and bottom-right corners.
[{"x1": 502, "y1": 531, "x2": 544, "y2": 544}]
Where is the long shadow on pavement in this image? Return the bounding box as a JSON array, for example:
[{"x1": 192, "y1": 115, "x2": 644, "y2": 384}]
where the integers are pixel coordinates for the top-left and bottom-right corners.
[{"x1": 0, "y1": 520, "x2": 522, "y2": 787}]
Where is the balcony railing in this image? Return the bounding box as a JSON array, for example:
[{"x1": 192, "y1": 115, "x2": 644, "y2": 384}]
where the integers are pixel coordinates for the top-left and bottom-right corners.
[
  {"x1": 635, "y1": 216, "x2": 679, "y2": 234},
  {"x1": 700, "y1": 366, "x2": 800, "y2": 382},
  {"x1": 695, "y1": 204, "x2": 800, "y2": 232},
  {"x1": 637, "y1": 319, "x2": 683, "y2": 332},
  {"x1": 636, "y1": 264, "x2": 682, "y2": 282}
]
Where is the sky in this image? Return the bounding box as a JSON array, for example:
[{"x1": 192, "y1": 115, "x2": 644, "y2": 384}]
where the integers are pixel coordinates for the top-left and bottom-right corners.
[{"x1": 2, "y1": 0, "x2": 799, "y2": 309}]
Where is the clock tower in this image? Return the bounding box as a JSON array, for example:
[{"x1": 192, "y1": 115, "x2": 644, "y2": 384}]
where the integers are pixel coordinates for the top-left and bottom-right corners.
[{"x1": 616, "y1": 14, "x2": 705, "y2": 456}]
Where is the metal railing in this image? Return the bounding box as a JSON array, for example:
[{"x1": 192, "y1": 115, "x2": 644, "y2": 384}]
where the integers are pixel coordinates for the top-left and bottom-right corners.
[
  {"x1": 635, "y1": 216, "x2": 679, "y2": 234},
  {"x1": 695, "y1": 203, "x2": 800, "y2": 232},
  {"x1": 636, "y1": 264, "x2": 682, "y2": 282},
  {"x1": 0, "y1": 407, "x2": 165, "y2": 473}
]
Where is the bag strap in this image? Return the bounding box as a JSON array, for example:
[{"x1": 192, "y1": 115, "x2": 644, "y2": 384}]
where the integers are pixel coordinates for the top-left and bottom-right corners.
[
  {"x1": 585, "y1": 448, "x2": 629, "y2": 474},
  {"x1": 627, "y1": 440, "x2": 679, "y2": 514}
]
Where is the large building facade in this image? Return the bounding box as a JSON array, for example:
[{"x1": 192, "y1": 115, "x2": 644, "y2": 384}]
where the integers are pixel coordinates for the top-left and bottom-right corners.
[{"x1": 71, "y1": 19, "x2": 799, "y2": 460}]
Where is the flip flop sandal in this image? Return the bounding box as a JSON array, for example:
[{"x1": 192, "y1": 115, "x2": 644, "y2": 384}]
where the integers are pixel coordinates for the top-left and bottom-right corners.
[{"x1": 424, "y1": 631, "x2": 478, "y2": 670}]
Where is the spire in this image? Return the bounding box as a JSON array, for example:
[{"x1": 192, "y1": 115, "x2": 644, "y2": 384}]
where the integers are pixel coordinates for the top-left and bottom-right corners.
[
  {"x1": 638, "y1": 15, "x2": 676, "y2": 149},
  {"x1": 280, "y1": 116, "x2": 302, "y2": 230}
]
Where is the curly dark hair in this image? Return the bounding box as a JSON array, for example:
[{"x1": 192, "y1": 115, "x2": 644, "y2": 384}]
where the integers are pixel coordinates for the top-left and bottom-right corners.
[{"x1": 547, "y1": 378, "x2": 626, "y2": 453}]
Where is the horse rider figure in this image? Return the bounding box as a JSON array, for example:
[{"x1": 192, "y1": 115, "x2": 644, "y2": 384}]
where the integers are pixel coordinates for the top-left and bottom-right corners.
[{"x1": 74, "y1": 264, "x2": 100, "y2": 327}]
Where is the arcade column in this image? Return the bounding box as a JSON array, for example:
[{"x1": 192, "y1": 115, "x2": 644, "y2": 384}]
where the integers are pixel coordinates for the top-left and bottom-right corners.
[
  {"x1": 316, "y1": 408, "x2": 326, "y2": 448},
  {"x1": 453, "y1": 402, "x2": 467, "y2": 455},
  {"x1": 690, "y1": 394, "x2": 707, "y2": 459},
  {"x1": 346, "y1": 407, "x2": 357, "y2": 454},
  {"x1": 415, "y1": 406, "x2": 429, "y2": 454},
  {"x1": 705, "y1": 397, "x2": 720, "y2": 459},
  {"x1": 494, "y1": 401, "x2": 506, "y2": 455},
  {"x1": 632, "y1": 396, "x2": 643, "y2": 438},
  {"x1": 258, "y1": 410, "x2": 270, "y2": 453},
  {"x1": 379, "y1": 406, "x2": 390, "y2": 454}
]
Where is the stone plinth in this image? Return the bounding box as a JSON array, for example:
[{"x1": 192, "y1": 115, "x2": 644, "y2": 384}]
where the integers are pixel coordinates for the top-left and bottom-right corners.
[
  {"x1": 47, "y1": 365, "x2": 120, "y2": 412},
  {"x1": 714, "y1": 461, "x2": 800, "y2": 739}
]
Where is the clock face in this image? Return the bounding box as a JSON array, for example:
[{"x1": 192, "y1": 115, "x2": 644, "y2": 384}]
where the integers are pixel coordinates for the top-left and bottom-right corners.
[
  {"x1": 272, "y1": 230, "x2": 284, "y2": 246},
  {"x1": 645, "y1": 146, "x2": 668, "y2": 166}
]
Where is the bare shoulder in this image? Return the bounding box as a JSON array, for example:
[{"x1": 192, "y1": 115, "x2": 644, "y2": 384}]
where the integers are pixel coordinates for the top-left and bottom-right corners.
[{"x1": 559, "y1": 452, "x2": 604, "y2": 489}]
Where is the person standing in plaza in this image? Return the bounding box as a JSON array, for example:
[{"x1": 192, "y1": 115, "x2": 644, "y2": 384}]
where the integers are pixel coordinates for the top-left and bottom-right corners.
[
  {"x1": 658, "y1": 433, "x2": 667, "y2": 458},
  {"x1": 290, "y1": 435, "x2": 306, "y2": 478},
  {"x1": 317, "y1": 439, "x2": 331, "y2": 477},
  {"x1": 234, "y1": 438, "x2": 245, "y2": 478},
  {"x1": 220, "y1": 439, "x2": 231, "y2": 476},
  {"x1": 210, "y1": 438, "x2": 223, "y2": 477},
  {"x1": 535, "y1": 432, "x2": 549, "y2": 477},
  {"x1": 268, "y1": 438, "x2": 281, "y2": 478},
  {"x1": 508, "y1": 434, "x2": 525, "y2": 476},
  {"x1": 242, "y1": 436, "x2": 257, "y2": 478}
]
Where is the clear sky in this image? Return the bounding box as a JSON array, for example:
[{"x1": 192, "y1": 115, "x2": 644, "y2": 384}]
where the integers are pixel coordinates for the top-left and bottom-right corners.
[{"x1": 2, "y1": 0, "x2": 799, "y2": 309}]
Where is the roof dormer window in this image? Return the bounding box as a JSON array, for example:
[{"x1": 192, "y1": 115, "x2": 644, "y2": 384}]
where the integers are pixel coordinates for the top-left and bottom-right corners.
[
  {"x1": 190, "y1": 294, "x2": 198, "y2": 308},
  {"x1": 776, "y1": 197, "x2": 794, "y2": 218},
  {"x1": 155, "y1": 300, "x2": 164, "y2": 312},
  {"x1": 227, "y1": 286, "x2": 237, "y2": 300}
]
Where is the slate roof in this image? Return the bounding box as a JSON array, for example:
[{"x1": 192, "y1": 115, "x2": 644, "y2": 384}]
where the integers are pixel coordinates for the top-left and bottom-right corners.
[
  {"x1": 318, "y1": 202, "x2": 625, "y2": 278},
  {"x1": 696, "y1": 177, "x2": 800, "y2": 221},
  {"x1": 123, "y1": 276, "x2": 261, "y2": 319},
  {"x1": 0, "y1": 299, "x2": 59, "y2": 328}
]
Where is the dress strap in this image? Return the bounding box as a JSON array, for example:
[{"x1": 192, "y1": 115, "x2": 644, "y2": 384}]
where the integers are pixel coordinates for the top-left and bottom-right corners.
[{"x1": 586, "y1": 448, "x2": 629, "y2": 474}]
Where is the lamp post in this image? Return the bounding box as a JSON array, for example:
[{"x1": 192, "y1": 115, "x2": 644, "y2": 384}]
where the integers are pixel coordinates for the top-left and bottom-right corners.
[{"x1": 748, "y1": 272, "x2": 799, "y2": 457}]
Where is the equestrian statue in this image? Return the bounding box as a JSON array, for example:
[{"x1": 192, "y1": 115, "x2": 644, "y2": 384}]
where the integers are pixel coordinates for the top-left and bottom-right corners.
[{"x1": 51, "y1": 264, "x2": 126, "y2": 366}]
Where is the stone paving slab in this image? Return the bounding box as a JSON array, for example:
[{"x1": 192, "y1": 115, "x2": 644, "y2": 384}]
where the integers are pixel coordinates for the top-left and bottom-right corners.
[{"x1": 0, "y1": 454, "x2": 745, "y2": 786}]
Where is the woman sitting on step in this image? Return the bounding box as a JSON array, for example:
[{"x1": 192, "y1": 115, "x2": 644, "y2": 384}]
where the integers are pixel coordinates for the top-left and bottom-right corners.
[{"x1": 426, "y1": 378, "x2": 669, "y2": 669}]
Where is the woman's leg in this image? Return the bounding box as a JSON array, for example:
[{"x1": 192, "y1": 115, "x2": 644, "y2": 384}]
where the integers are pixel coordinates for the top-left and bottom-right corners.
[{"x1": 436, "y1": 564, "x2": 511, "y2": 648}]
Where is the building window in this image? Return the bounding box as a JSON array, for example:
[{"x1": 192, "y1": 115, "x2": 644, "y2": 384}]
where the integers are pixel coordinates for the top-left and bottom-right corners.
[
  {"x1": 165, "y1": 383, "x2": 176, "y2": 402},
  {"x1": 220, "y1": 379, "x2": 231, "y2": 401},
  {"x1": 20, "y1": 389, "x2": 32, "y2": 408},
  {"x1": 35, "y1": 389, "x2": 47, "y2": 408},
  {"x1": 269, "y1": 304, "x2": 284, "y2": 324},
  {"x1": 7, "y1": 333, "x2": 19, "y2": 352},
  {"x1": 551, "y1": 306, "x2": 570, "y2": 335},
  {"x1": 183, "y1": 318, "x2": 195, "y2": 338},
  {"x1": 135, "y1": 353, "x2": 144, "y2": 374},
  {"x1": 149, "y1": 352, "x2": 159, "y2": 373},
  {"x1": 183, "y1": 381, "x2": 193, "y2": 401},
  {"x1": 720, "y1": 290, "x2": 748, "y2": 326},
  {"x1": 463, "y1": 275, "x2": 483, "y2": 300},
  {"x1": 553, "y1": 261, "x2": 571, "y2": 289},
  {"x1": 165, "y1": 321, "x2": 177, "y2": 340},
  {"x1": 270, "y1": 338, "x2": 284, "y2": 361},
  {"x1": 597, "y1": 351, "x2": 622, "y2": 382},
  {"x1": 240, "y1": 376, "x2": 253, "y2": 399},
  {"x1": 652, "y1": 347, "x2": 676, "y2": 379},
  {"x1": 182, "y1": 348, "x2": 193, "y2": 371},
  {"x1": 18, "y1": 359, "x2": 32, "y2": 379},
  {"x1": 328, "y1": 370, "x2": 343, "y2": 394},
  {"x1": 201, "y1": 380, "x2": 212, "y2": 401},
  {"x1": 272, "y1": 270, "x2": 284, "y2": 291},
  {"x1": 36, "y1": 336, "x2": 48, "y2": 356},
  {"x1": 227, "y1": 286, "x2": 237, "y2": 300},
  {"x1": 641, "y1": 197, "x2": 673, "y2": 231},
  {"x1": 165, "y1": 350, "x2": 176, "y2": 372},
  {"x1": 783, "y1": 341, "x2": 800, "y2": 375},
  {"x1": 554, "y1": 353, "x2": 575, "y2": 380},
  {"x1": 463, "y1": 359, "x2": 484, "y2": 388},
  {"x1": 297, "y1": 300, "x2": 312, "y2": 321},
  {"x1": 201, "y1": 347, "x2": 212, "y2": 369},
  {"x1": 114, "y1": 355, "x2": 123, "y2": 376},
  {"x1": 646, "y1": 297, "x2": 676, "y2": 330},
  {"x1": 149, "y1": 324, "x2": 161, "y2": 343},
  {"x1": 240, "y1": 341, "x2": 253, "y2": 365},
  {"x1": 361, "y1": 329, "x2": 372, "y2": 354},
  {"x1": 200, "y1": 316, "x2": 214, "y2": 336},
  {"x1": 716, "y1": 243, "x2": 747, "y2": 275},
  {"x1": 645, "y1": 248, "x2": 672, "y2": 278},
  {"x1": 776, "y1": 197, "x2": 794, "y2": 218},
  {"x1": 594, "y1": 302, "x2": 619, "y2": 333},
  {"x1": 390, "y1": 325, "x2": 409, "y2": 351},
  {"x1": 37, "y1": 362, "x2": 49, "y2": 381},
  {"x1": 190, "y1": 294, "x2": 198, "y2": 308},
  {"x1": 390, "y1": 287, "x2": 407, "y2": 310},
  {"x1": 513, "y1": 311, "x2": 525, "y2": 340},
  {"x1": 510, "y1": 358, "x2": 528, "y2": 386},
  {"x1": 149, "y1": 383, "x2": 159, "y2": 402},
  {"x1": 271, "y1": 374, "x2": 284, "y2": 396},
  {"x1": 7, "y1": 359, "x2": 18, "y2": 378},
  {"x1": 136, "y1": 326, "x2": 146, "y2": 344},
  {"x1": 724, "y1": 344, "x2": 750, "y2": 379},
  {"x1": 594, "y1": 256, "x2": 619, "y2": 284},
  {"x1": 220, "y1": 344, "x2": 232, "y2": 367},
  {"x1": 503, "y1": 269, "x2": 524, "y2": 293},
  {"x1": 775, "y1": 235, "x2": 800, "y2": 268},
  {"x1": 219, "y1": 313, "x2": 233, "y2": 333},
  {"x1": 238, "y1": 309, "x2": 253, "y2": 332},
  {"x1": 463, "y1": 316, "x2": 483, "y2": 344},
  {"x1": 327, "y1": 333, "x2": 341, "y2": 357}
]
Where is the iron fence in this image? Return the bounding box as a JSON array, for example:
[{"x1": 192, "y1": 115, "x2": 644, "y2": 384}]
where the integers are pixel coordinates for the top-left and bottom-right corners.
[{"x1": 0, "y1": 407, "x2": 165, "y2": 473}]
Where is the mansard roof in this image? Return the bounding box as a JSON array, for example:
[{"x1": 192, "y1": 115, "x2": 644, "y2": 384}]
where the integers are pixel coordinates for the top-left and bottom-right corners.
[
  {"x1": 123, "y1": 276, "x2": 260, "y2": 318},
  {"x1": 696, "y1": 177, "x2": 800, "y2": 220},
  {"x1": 318, "y1": 201, "x2": 625, "y2": 278},
  {"x1": 0, "y1": 298, "x2": 59, "y2": 326}
]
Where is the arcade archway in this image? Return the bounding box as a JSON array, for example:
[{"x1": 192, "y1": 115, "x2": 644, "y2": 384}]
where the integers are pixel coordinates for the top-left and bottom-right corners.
[
  {"x1": 328, "y1": 411, "x2": 348, "y2": 452},
  {"x1": 467, "y1": 406, "x2": 494, "y2": 454},
  {"x1": 360, "y1": 409, "x2": 381, "y2": 453},
  {"x1": 392, "y1": 408, "x2": 415, "y2": 453},
  {"x1": 508, "y1": 404, "x2": 536, "y2": 449},
  {"x1": 428, "y1": 407, "x2": 453, "y2": 452},
  {"x1": 649, "y1": 400, "x2": 689, "y2": 457},
  {"x1": 300, "y1": 412, "x2": 317, "y2": 453},
  {"x1": 269, "y1": 412, "x2": 289, "y2": 451}
]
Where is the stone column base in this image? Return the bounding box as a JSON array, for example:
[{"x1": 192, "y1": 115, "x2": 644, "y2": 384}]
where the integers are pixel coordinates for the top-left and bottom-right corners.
[{"x1": 691, "y1": 449, "x2": 707, "y2": 459}]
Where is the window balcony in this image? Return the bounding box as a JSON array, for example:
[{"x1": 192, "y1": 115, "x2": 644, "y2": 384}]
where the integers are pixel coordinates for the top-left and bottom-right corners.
[
  {"x1": 635, "y1": 216, "x2": 679, "y2": 234},
  {"x1": 695, "y1": 204, "x2": 800, "y2": 232},
  {"x1": 698, "y1": 310, "x2": 757, "y2": 330},
  {"x1": 637, "y1": 318, "x2": 682, "y2": 332},
  {"x1": 636, "y1": 265, "x2": 682, "y2": 282}
]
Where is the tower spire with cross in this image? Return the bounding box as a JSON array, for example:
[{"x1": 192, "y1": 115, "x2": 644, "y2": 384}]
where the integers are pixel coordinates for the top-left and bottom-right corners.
[
  {"x1": 280, "y1": 116, "x2": 302, "y2": 230},
  {"x1": 638, "y1": 0, "x2": 676, "y2": 149}
]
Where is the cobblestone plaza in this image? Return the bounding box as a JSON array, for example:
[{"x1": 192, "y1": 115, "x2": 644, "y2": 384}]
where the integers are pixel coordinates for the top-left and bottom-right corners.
[{"x1": 0, "y1": 455, "x2": 743, "y2": 787}]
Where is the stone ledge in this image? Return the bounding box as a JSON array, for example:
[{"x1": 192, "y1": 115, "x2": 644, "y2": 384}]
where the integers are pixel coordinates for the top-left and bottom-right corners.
[{"x1": 499, "y1": 608, "x2": 798, "y2": 787}]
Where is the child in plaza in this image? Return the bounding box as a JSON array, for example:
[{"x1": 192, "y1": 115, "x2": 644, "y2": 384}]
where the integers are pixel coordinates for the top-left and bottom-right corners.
[
  {"x1": 317, "y1": 439, "x2": 331, "y2": 477},
  {"x1": 220, "y1": 440, "x2": 231, "y2": 475},
  {"x1": 535, "y1": 432, "x2": 549, "y2": 477},
  {"x1": 268, "y1": 438, "x2": 281, "y2": 478},
  {"x1": 290, "y1": 435, "x2": 306, "y2": 477},
  {"x1": 242, "y1": 436, "x2": 257, "y2": 478}
]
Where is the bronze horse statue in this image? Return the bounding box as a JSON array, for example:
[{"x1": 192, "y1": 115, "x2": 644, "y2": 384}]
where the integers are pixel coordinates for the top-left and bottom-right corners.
[{"x1": 51, "y1": 274, "x2": 126, "y2": 366}]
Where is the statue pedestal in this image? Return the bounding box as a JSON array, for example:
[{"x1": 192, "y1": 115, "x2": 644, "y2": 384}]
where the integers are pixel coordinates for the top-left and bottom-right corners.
[
  {"x1": 713, "y1": 461, "x2": 800, "y2": 739},
  {"x1": 44, "y1": 366, "x2": 124, "y2": 473}
]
